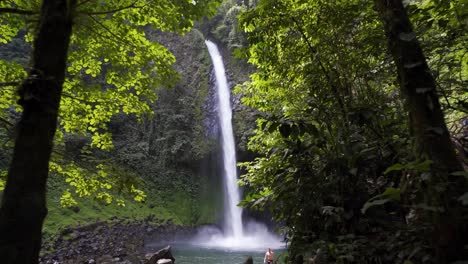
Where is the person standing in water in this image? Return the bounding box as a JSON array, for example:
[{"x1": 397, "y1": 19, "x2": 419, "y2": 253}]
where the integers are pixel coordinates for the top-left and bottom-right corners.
[{"x1": 264, "y1": 248, "x2": 274, "y2": 264}]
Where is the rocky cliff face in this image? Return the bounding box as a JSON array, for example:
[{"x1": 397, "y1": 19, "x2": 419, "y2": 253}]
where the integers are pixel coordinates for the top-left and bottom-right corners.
[
  {"x1": 198, "y1": 0, "x2": 258, "y2": 158},
  {"x1": 105, "y1": 2, "x2": 259, "y2": 226},
  {"x1": 106, "y1": 29, "x2": 225, "y2": 226}
]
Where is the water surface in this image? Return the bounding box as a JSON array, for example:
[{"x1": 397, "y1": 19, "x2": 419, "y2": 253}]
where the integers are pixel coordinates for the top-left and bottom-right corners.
[{"x1": 147, "y1": 242, "x2": 285, "y2": 264}]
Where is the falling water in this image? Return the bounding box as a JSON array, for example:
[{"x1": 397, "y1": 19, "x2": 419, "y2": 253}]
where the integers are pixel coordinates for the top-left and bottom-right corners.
[
  {"x1": 190, "y1": 40, "x2": 282, "y2": 250},
  {"x1": 205, "y1": 40, "x2": 243, "y2": 238}
]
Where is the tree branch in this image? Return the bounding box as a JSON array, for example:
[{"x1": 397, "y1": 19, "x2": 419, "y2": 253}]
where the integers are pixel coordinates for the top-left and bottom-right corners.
[
  {"x1": 0, "y1": 82, "x2": 20, "y2": 87},
  {"x1": 86, "y1": 14, "x2": 136, "y2": 49},
  {"x1": 77, "y1": 0, "x2": 94, "y2": 7},
  {"x1": 87, "y1": 14, "x2": 125, "y2": 42},
  {"x1": 0, "y1": 7, "x2": 36, "y2": 15},
  {"x1": 79, "y1": 1, "x2": 141, "y2": 15},
  {"x1": 80, "y1": 18, "x2": 130, "y2": 48},
  {"x1": 0, "y1": 116, "x2": 13, "y2": 128},
  {"x1": 62, "y1": 92, "x2": 96, "y2": 104}
]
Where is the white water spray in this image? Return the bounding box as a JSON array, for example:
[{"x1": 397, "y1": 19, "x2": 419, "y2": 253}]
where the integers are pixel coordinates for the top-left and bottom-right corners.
[{"x1": 194, "y1": 40, "x2": 283, "y2": 250}]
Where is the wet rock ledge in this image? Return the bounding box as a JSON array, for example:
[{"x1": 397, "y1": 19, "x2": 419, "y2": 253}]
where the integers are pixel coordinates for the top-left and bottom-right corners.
[{"x1": 39, "y1": 219, "x2": 193, "y2": 264}]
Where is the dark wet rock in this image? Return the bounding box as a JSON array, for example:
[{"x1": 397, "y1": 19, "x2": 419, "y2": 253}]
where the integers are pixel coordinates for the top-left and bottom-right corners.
[
  {"x1": 244, "y1": 255, "x2": 253, "y2": 264},
  {"x1": 145, "y1": 245, "x2": 175, "y2": 264},
  {"x1": 40, "y1": 220, "x2": 190, "y2": 264}
]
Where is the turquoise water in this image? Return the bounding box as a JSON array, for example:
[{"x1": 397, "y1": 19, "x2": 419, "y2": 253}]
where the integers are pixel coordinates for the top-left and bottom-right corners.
[
  {"x1": 147, "y1": 243, "x2": 285, "y2": 264},
  {"x1": 146, "y1": 224, "x2": 285, "y2": 263}
]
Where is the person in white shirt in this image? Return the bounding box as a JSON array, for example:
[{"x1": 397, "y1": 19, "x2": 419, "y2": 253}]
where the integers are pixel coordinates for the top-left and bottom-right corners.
[{"x1": 264, "y1": 248, "x2": 274, "y2": 264}]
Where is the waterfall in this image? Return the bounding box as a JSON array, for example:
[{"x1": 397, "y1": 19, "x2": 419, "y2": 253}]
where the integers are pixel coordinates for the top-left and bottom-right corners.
[
  {"x1": 190, "y1": 40, "x2": 282, "y2": 250},
  {"x1": 205, "y1": 40, "x2": 244, "y2": 238}
]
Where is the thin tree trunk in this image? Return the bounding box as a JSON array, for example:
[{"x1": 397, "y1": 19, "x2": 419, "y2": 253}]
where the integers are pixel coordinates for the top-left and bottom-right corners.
[
  {"x1": 0, "y1": 0, "x2": 76, "y2": 263},
  {"x1": 374, "y1": 0, "x2": 467, "y2": 262}
]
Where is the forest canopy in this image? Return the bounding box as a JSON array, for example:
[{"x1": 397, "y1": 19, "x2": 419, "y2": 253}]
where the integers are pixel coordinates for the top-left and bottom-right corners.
[
  {"x1": 235, "y1": 0, "x2": 467, "y2": 263},
  {"x1": 0, "y1": 0, "x2": 220, "y2": 204}
]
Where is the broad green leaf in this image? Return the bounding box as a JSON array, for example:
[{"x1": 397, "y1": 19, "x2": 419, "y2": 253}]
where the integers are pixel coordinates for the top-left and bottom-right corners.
[
  {"x1": 384, "y1": 163, "x2": 405, "y2": 174},
  {"x1": 361, "y1": 187, "x2": 401, "y2": 214}
]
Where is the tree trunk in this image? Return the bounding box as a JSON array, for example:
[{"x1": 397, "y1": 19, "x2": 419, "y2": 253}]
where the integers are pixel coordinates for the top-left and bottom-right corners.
[
  {"x1": 0, "y1": 0, "x2": 76, "y2": 263},
  {"x1": 374, "y1": 0, "x2": 467, "y2": 262}
]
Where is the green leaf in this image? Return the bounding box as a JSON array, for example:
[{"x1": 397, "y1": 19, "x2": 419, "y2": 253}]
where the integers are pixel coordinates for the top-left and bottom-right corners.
[
  {"x1": 384, "y1": 163, "x2": 405, "y2": 174},
  {"x1": 451, "y1": 171, "x2": 468, "y2": 179},
  {"x1": 361, "y1": 197, "x2": 392, "y2": 214},
  {"x1": 382, "y1": 187, "x2": 401, "y2": 201},
  {"x1": 361, "y1": 187, "x2": 401, "y2": 214},
  {"x1": 384, "y1": 160, "x2": 433, "y2": 174},
  {"x1": 409, "y1": 160, "x2": 433, "y2": 172}
]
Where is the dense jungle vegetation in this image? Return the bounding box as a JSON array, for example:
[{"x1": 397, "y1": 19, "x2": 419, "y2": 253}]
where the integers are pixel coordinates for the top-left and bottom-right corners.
[{"x1": 0, "y1": 0, "x2": 467, "y2": 263}]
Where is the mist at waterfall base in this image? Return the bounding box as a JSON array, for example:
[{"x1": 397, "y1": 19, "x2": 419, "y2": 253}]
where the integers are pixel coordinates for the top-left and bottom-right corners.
[
  {"x1": 171, "y1": 223, "x2": 284, "y2": 264},
  {"x1": 190, "y1": 221, "x2": 284, "y2": 250}
]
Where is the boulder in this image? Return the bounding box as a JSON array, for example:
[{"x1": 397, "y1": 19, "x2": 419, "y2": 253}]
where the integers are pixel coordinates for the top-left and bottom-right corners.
[
  {"x1": 145, "y1": 245, "x2": 175, "y2": 264},
  {"x1": 244, "y1": 256, "x2": 253, "y2": 264}
]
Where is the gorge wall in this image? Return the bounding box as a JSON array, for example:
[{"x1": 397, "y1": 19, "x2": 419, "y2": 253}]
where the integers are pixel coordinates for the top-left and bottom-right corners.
[{"x1": 100, "y1": 0, "x2": 258, "y2": 227}]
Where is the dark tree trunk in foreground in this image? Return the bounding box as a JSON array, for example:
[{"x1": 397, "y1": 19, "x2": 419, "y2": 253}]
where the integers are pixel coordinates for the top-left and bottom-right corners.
[
  {"x1": 0, "y1": 0, "x2": 76, "y2": 263},
  {"x1": 374, "y1": 0, "x2": 467, "y2": 262}
]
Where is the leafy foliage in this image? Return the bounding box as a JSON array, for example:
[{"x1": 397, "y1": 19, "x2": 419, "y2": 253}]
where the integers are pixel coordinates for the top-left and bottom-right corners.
[
  {"x1": 199, "y1": 0, "x2": 248, "y2": 50},
  {"x1": 0, "y1": 0, "x2": 221, "y2": 203},
  {"x1": 236, "y1": 0, "x2": 467, "y2": 262}
]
